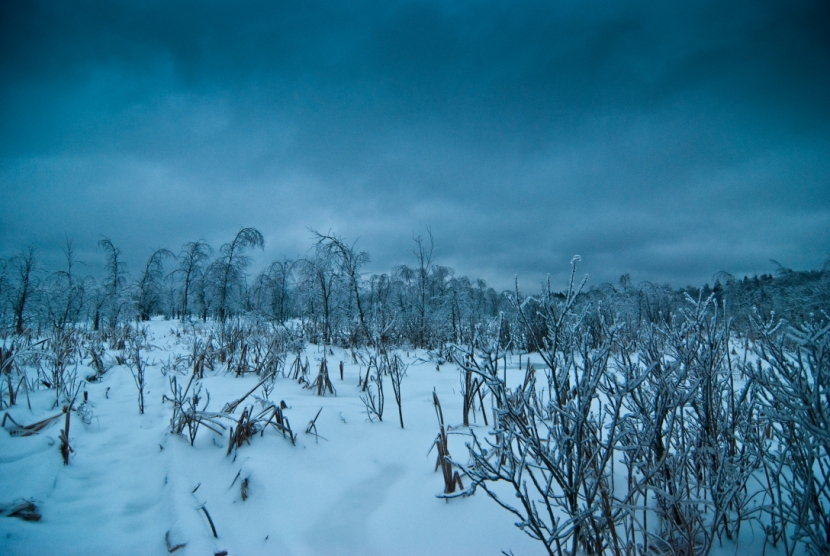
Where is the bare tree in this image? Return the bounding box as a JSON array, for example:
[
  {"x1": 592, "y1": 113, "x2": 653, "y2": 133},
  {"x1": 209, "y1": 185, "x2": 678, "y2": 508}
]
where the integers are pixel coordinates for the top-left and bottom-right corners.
[
  {"x1": 297, "y1": 248, "x2": 339, "y2": 345},
  {"x1": 312, "y1": 231, "x2": 370, "y2": 346},
  {"x1": 136, "y1": 248, "x2": 173, "y2": 320},
  {"x1": 99, "y1": 237, "x2": 128, "y2": 330},
  {"x1": 173, "y1": 240, "x2": 212, "y2": 320},
  {"x1": 253, "y1": 259, "x2": 296, "y2": 323},
  {"x1": 7, "y1": 247, "x2": 39, "y2": 335},
  {"x1": 413, "y1": 230, "x2": 435, "y2": 347},
  {"x1": 208, "y1": 227, "x2": 264, "y2": 322},
  {"x1": 44, "y1": 239, "x2": 89, "y2": 331}
]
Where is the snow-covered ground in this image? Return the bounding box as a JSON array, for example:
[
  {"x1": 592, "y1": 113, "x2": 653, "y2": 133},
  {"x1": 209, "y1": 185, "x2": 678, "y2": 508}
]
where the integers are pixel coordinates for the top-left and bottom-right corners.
[
  {"x1": 0, "y1": 319, "x2": 795, "y2": 555},
  {"x1": 0, "y1": 319, "x2": 541, "y2": 555}
]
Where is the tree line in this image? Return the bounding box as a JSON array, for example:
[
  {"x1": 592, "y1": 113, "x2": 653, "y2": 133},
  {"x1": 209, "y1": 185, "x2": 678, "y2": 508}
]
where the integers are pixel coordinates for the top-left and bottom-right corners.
[{"x1": 1, "y1": 227, "x2": 828, "y2": 348}]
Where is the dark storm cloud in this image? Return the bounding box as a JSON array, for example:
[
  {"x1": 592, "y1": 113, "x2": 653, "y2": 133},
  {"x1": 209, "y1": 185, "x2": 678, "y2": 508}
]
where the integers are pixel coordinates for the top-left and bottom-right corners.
[{"x1": 1, "y1": 0, "x2": 828, "y2": 290}]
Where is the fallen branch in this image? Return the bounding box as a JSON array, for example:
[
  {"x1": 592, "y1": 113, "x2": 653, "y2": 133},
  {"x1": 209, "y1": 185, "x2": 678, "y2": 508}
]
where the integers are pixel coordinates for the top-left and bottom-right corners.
[
  {"x1": 165, "y1": 530, "x2": 186, "y2": 553},
  {"x1": 2, "y1": 411, "x2": 63, "y2": 437},
  {"x1": 0, "y1": 499, "x2": 41, "y2": 522},
  {"x1": 222, "y1": 372, "x2": 274, "y2": 414},
  {"x1": 305, "y1": 407, "x2": 327, "y2": 442},
  {"x1": 200, "y1": 505, "x2": 218, "y2": 538}
]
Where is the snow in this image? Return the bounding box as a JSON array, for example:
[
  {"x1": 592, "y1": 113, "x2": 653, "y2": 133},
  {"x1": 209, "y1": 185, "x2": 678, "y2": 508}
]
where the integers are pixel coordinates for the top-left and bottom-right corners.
[
  {"x1": 0, "y1": 319, "x2": 798, "y2": 555},
  {"x1": 0, "y1": 319, "x2": 541, "y2": 555}
]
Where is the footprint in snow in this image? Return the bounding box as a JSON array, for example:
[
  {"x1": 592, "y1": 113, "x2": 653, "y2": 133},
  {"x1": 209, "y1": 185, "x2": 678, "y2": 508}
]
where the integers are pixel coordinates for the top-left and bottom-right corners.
[{"x1": 304, "y1": 464, "x2": 403, "y2": 556}]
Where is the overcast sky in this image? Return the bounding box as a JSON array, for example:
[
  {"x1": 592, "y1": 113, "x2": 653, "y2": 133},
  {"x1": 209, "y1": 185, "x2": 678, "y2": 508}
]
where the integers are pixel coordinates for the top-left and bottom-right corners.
[{"x1": 1, "y1": 0, "x2": 828, "y2": 291}]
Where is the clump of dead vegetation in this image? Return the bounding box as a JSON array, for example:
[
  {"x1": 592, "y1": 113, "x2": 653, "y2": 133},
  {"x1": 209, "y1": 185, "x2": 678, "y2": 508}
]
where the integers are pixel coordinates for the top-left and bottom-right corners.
[
  {"x1": 305, "y1": 358, "x2": 335, "y2": 396},
  {"x1": 226, "y1": 402, "x2": 296, "y2": 455},
  {"x1": 430, "y1": 392, "x2": 463, "y2": 495},
  {"x1": 164, "y1": 371, "x2": 226, "y2": 446},
  {"x1": 0, "y1": 499, "x2": 42, "y2": 522}
]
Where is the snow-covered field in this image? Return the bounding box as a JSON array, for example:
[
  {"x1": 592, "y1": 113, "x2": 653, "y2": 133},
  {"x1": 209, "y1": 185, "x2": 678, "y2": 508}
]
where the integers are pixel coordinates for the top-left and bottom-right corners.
[
  {"x1": 1, "y1": 318, "x2": 803, "y2": 556},
  {"x1": 1, "y1": 319, "x2": 542, "y2": 555}
]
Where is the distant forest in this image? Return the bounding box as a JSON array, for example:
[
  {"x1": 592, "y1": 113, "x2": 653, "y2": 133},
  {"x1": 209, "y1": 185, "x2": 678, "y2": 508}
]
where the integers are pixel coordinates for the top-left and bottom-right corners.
[{"x1": 2, "y1": 227, "x2": 827, "y2": 345}]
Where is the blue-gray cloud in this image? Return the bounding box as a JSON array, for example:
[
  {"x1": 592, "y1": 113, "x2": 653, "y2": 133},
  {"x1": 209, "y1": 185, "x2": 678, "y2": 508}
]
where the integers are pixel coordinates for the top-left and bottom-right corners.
[{"x1": 1, "y1": 0, "x2": 828, "y2": 290}]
